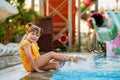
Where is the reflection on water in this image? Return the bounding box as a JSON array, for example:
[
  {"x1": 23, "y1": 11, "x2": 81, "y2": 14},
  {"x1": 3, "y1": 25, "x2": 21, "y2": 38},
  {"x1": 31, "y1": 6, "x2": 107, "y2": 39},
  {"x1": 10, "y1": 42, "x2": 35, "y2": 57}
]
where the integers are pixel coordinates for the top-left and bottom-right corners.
[{"x1": 51, "y1": 57, "x2": 120, "y2": 80}]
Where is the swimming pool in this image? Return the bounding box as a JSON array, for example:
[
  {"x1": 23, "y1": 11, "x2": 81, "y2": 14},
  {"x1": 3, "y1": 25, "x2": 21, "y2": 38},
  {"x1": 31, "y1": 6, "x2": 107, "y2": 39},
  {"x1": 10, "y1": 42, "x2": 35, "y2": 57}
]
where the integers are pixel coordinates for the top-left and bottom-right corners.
[{"x1": 51, "y1": 57, "x2": 120, "y2": 80}]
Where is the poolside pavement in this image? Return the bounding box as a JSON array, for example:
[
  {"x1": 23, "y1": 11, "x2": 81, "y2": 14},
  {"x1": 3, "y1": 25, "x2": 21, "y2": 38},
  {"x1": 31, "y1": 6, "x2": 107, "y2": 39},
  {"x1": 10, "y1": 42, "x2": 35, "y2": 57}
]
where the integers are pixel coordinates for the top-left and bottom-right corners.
[
  {"x1": 0, "y1": 63, "x2": 53, "y2": 80},
  {"x1": 0, "y1": 64, "x2": 28, "y2": 80}
]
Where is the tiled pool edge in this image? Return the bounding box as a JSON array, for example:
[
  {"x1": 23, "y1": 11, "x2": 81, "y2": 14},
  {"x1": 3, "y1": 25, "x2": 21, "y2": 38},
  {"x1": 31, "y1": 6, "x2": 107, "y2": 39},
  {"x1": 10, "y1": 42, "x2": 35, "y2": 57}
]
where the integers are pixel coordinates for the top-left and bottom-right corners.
[{"x1": 20, "y1": 71, "x2": 53, "y2": 80}]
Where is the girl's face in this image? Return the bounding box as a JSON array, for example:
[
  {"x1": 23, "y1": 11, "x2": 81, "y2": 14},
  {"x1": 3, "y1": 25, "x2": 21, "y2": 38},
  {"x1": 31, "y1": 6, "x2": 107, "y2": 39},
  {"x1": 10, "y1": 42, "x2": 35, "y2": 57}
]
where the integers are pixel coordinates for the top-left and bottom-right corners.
[{"x1": 26, "y1": 31, "x2": 40, "y2": 43}]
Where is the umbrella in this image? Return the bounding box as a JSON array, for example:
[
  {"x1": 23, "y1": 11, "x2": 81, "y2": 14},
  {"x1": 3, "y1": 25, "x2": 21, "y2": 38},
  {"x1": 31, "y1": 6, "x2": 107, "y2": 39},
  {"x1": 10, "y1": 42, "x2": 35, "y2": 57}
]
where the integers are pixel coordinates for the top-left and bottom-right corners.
[{"x1": 0, "y1": 0, "x2": 18, "y2": 21}]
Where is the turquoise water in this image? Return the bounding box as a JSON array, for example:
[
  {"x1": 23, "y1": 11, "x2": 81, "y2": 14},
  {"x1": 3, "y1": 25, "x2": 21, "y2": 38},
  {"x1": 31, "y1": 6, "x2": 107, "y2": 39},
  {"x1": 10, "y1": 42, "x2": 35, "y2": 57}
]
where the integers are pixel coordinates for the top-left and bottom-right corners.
[{"x1": 51, "y1": 58, "x2": 120, "y2": 80}]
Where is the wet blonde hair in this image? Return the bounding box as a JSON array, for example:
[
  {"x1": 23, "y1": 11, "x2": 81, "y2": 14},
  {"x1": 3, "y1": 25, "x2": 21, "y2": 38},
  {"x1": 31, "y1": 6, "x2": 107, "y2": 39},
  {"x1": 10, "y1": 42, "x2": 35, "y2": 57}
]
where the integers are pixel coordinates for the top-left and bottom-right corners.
[{"x1": 26, "y1": 23, "x2": 43, "y2": 35}]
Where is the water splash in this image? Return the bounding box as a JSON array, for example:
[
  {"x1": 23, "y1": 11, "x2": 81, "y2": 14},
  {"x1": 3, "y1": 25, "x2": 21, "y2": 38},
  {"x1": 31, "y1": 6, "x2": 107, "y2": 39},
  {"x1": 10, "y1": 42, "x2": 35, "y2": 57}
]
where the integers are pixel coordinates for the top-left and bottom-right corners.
[{"x1": 51, "y1": 57, "x2": 120, "y2": 80}]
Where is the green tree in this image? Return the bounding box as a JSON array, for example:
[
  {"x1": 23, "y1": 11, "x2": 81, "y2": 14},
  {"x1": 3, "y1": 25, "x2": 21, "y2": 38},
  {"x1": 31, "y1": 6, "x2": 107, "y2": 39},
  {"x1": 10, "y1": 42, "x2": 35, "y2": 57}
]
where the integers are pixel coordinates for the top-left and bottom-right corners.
[{"x1": 0, "y1": 0, "x2": 42, "y2": 44}]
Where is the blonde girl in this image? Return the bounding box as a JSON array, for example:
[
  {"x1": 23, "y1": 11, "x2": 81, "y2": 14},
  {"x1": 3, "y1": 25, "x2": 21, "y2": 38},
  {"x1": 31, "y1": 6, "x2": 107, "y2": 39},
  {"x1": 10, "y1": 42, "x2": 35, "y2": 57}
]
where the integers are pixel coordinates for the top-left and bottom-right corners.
[{"x1": 19, "y1": 23, "x2": 86, "y2": 72}]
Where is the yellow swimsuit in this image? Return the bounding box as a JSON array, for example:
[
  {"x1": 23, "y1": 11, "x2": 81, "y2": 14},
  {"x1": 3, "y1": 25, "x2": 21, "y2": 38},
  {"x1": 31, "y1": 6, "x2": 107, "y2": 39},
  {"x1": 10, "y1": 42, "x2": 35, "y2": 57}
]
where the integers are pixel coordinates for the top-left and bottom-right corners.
[{"x1": 19, "y1": 40, "x2": 40, "y2": 72}]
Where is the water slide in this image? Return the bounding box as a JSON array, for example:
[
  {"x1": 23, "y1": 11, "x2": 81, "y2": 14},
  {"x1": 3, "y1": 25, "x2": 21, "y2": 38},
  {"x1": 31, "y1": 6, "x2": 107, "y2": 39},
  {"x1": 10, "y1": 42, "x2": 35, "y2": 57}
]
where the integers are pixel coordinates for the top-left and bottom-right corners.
[
  {"x1": 88, "y1": 11, "x2": 120, "y2": 57},
  {"x1": 106, "y1": 11, "x2": 120, "y2": 55},
  {"x1": 106, "y1": 10, "x2": 120, "y2": 31}
]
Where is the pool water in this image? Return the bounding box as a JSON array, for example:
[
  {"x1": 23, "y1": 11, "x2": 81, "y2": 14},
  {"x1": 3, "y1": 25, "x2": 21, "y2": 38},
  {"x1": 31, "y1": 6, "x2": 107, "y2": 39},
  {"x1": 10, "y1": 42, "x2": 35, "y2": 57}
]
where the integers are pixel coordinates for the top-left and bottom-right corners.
[{"x1": 51, "y1": 58, "x2": 120, "y2": 80}]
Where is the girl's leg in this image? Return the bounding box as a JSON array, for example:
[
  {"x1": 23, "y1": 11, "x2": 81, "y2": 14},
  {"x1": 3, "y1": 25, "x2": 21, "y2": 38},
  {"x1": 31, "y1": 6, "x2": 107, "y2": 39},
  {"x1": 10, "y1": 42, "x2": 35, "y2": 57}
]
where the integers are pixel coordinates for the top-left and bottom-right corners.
[
  {"x1": 35, "y1": 51, "x2": 72, "y2": 69},
  {"x1": 40, "y1": 62, "x2": 60, "y2": 71}
]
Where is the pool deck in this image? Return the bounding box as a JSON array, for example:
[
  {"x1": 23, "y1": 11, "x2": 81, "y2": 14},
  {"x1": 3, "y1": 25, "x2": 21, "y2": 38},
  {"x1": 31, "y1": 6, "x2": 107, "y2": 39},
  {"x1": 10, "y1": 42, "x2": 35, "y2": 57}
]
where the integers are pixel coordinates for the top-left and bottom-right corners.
[
  {"x1": 0, "y1": 64, "x2": 28, "y2": 80},
  {"x1": 0, "y1": 52, "x2": 90, "y2": 80},
  {"x1": 0, "y1": 63, "x2": 53, "y2": 80}
]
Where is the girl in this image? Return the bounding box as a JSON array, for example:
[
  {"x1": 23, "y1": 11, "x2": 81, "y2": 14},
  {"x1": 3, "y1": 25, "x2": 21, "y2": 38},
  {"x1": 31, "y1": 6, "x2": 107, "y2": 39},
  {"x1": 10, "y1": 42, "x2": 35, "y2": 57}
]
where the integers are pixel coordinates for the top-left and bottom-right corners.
[{"x1": 19, "y1": 23, "x2": 86, "y2": 72}]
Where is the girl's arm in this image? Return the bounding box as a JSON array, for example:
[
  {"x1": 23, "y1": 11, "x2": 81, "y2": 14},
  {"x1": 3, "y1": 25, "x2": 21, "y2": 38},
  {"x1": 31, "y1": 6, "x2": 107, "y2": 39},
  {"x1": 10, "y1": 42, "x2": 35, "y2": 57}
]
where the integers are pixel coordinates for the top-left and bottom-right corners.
[{"x1": 23, "y1": 44, "x2": 44, "y2": 72}]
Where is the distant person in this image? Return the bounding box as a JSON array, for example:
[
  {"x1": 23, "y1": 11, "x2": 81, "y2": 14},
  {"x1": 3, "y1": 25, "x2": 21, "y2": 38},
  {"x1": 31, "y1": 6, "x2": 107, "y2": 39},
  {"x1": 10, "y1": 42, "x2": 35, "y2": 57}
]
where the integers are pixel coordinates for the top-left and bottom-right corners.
[{"x1": 19, "y1": 23, "x2": 86, "y2": 72}]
